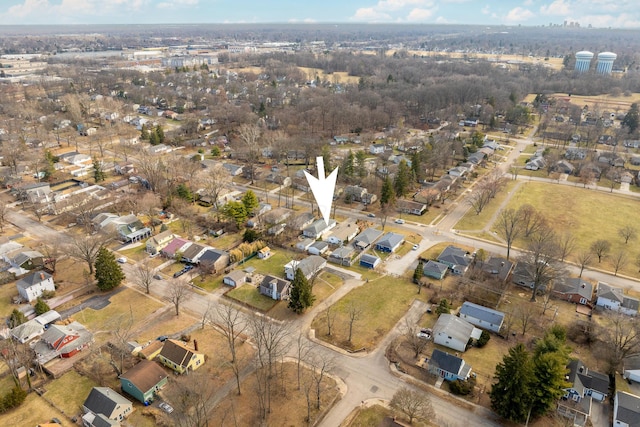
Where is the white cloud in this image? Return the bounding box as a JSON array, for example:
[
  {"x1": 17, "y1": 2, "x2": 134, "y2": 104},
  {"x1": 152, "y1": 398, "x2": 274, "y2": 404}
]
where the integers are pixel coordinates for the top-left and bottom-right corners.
[
  {"x1": 158, "y1": 0, "x2": 197, "y2": 8},
  {"x1": 540, "y1": 0, "x2": 570, "y2": 16},
  {"x1": 351, "y1": 0, "x2": 436, "y2": 22},
  {"x1": 0, "y1": 0, "x2": 150, "y2": 23},
  {"x1": 407, "y1": 8, "x2": 434, "y2": 21},
  {"x1": 504, "y1": 7, "x2": 535, "y2": 22},
  {"x1": 481, "y1": 5, "x2": 490, "y2": 15}
]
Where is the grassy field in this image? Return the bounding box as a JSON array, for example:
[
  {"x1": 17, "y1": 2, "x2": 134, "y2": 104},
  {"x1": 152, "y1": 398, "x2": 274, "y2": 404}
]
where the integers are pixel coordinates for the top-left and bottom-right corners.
[
  {"x1": 0, "y1": 393, "x2": 68, "y2": 426},
  {"x1": 498, "y1": 181, "x2": 640, "y2": 277},
  {"x1": 546, "y1": 93, "x2": 640, "y2": 111},
  {"x1": 117, "y1": 243, "x2": 149, "y2": 262},
  {"x1": 0, "y1": 282, "x2": 16, "y2": 318},
  {"x1": 241, "y1": 249, "x2": 299, "y2": 277},
  {"x1": 455, "y1": 180, "x2": 519, "y2": 231},
  {"x1": 75, "y1": 288, "x2": 164, "y2": 337},
  {"x1": 311, "y1": 274, "x2": 430, "y2": 350},
  {"x1": 346, "y1": 405, "x2": 394, "y2": 427},
  {"x1": 44, "y1": 370, "x2": 96, "y2": 416},
  {"x1": 226, "y1": 284, "x2": 279, "y2": 312}
]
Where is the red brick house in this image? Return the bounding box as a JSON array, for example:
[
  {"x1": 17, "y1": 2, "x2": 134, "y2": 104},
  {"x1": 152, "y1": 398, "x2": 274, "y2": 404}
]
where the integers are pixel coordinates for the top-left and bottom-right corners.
[{"x1": 552, "y1": 277, "x2": 595, "y2": 306}]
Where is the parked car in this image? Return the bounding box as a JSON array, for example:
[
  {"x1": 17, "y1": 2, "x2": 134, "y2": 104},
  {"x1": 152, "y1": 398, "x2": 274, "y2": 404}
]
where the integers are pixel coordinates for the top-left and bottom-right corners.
[
  {"x1": 159, "y1": 402, "x2": 174, "y2": 414},
  {"x1": 367, "y1": 213, "x2": 376, "y2": 218},
  {"x1": 153, "y1": 274, "x2": 163, "y2": 280},
  {"x1": 416, "y1": 328, "x2": 432, "y2": 340},
  {"x1": 117, "y1": 257, "x2": 127, "y2": 263},
  {"x1": 173, "y1": 270, "x2": 185, "y2": 278},
  {"x1": 395, "y1": 219, "x2": 405, "y2": 224},
  {"x1": 156, "y1": 335, "x2": 168, "y2": 342},
  {"x1": 412, "y1": 244, "x2": 419, "y2": 251}
]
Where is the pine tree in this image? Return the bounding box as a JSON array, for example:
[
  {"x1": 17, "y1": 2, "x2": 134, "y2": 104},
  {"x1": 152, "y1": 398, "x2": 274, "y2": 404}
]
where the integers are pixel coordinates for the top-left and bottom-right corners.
[
  {"x1": 380, "y1": 176, "x2": 395, "y2": 208},
  {"x1": 622, "y1": 103, "x2": 639, "y2": 134},
  {"x1": 321, "y1": 145, "x2": 332, "y2": 172},
  {"x1": 8, "y1": 309, "x2": 27, "y2": 328},
  {"x1": 241, "y1": 190, "x2": 259, "y2": 216},
  {"x1": 355, "y1": 150, "x2": 367, "y2": 178},
  {"x1": 140, "y1": 124, "x2": 149, "y2": 140},
  {"x1": 34, "y1": 297, "x2": 50, "y2": 315},
  {"x1": 221, "y1": 201, "x2": 248, "y2": 228},
  {"x1": 155, "y1": 125, "x2": 165, "y2": 144},
  {"x1": 413, "y1": 260, "x2": 424, "y2": 284},
  {"x1": 93, "y1": 158, "x2": 105, "y2": 183},
  {"x1": 490, "y1": 343, "x2": 534, "y2": 423},
  {"x1": 342, "y1": 150, "x2": 355, "y2": 178},
  {"x1": 394, "y1": 159, "x2": 412, "y2": 198},
  {"x1": 288, "y1": 268, "x2": 315, "y2": 314},
  {"x1": 94, "y1": 247, "x2": 125, "y2": 291}
]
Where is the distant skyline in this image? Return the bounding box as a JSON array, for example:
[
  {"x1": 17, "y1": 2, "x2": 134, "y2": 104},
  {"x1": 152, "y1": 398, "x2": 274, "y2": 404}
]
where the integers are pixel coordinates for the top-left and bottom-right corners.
[{"x1": 0, "y1": 0, "x2": 639, "y2": 29}]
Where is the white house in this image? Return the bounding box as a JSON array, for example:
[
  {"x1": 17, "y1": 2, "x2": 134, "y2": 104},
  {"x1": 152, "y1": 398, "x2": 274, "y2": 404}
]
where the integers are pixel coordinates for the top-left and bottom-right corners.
[
  {"x1": 613, "y1": 391, "x2": 640, "y2": 427},
  {"x1": 302, "y1": 219, "x2": 336, "y2": 239},
  {"x1": 432, "y1": 314, "x2": 482, "y2": 353},
  {"x1": 459, "y1": 302, "x2": 505, "y2": 333},
  {"x1": 16, "y1": 271, "x2": 55, "y2": 302},
  {"x1": 623, "y1": 355, "x2": 640, "y2": 383},
  {"x1": 284, "y1": 255, "x2": 326, "y2": 281},
  {"x1": 295, "y1": 238, "x2": 315, "y2": 252},
  {"x1": 369, "y1": 144, "x2": 385, "y2": 154},
  {"x1": 596, "y1": 282, "x2": 639, "y2": 316}
]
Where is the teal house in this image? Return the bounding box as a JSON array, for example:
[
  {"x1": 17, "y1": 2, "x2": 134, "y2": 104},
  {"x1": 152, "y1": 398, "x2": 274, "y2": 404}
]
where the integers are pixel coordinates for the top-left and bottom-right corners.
[{"x1": 119, "y1": 360, "x2": 168, "y2": 404}]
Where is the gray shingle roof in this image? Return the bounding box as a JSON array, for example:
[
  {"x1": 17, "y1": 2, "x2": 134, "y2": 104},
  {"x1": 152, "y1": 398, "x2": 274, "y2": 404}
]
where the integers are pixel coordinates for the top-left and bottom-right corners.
[
  {"x1": 16, "y1": 270, "x2": 52, "y2": 290},
  {"x1": 353, "y1": 228, "x2": 383, "y2": 249},
  {"x1": 459, "y1": 302, "x2": 504, "y2": 326},
  {"x1": 429, "y1": 349, "x2": 464, "y2": 375},
  {"x1": 433, "y1": 314, "x2": 476, "y2": 344},
  {"x1": 376, "y1": 232, "x2": 404, "y2": 250},
  {"x1": 616, "y1": 391, "x2": 640, "y2": 426},
  {"x1": 83, "y1": 387, "x2": 131, "y2": 419},
  {"x1": 437, "y1": 246, "x2": 470, "y2": 267}
]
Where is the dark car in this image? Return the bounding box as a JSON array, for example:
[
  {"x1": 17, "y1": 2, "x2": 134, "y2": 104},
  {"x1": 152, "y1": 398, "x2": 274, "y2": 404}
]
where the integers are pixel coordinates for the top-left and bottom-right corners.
[
  {"x1": 156, "y1": 335, "x2": 168, "y2": 342},
  {"x1": 184, "y1": 265, "x2": 194, "y2": 272},
  {"x1": 173, "y1": 270, "x2": 185, "y2": 278}
]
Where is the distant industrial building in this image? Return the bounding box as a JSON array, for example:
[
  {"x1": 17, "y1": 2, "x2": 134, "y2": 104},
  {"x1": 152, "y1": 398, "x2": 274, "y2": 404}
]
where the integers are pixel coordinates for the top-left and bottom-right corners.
[
  {"x1": 575, "y1": 51, "x2": 594, "y2": 73},
  {"x1": 596, "y1": 52, "x2": 616, "y2": 75}
]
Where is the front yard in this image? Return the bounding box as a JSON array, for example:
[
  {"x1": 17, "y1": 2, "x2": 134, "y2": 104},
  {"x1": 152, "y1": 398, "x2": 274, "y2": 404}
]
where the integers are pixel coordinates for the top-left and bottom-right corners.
[{"x1": 225, "y1": 284, "x2": 279, "y2": 312}]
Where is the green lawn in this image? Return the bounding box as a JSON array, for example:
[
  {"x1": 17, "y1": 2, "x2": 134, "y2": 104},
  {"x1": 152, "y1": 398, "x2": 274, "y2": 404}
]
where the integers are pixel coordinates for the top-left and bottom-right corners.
[
  {"x1": 241, "y1": 249, "x2": 299, "y2": 277},
  {"x1": 192, "y1": 274, "x2": 225, "y2": 291},
  {"x1": 118, "y1": 243, "x2": 148, "y2": 262},
  {"x1": 499, "y1": 181, "x2": 640, "y2": 277},
  {"x1": 311, "y1": 274, "x2": 430, "y2": 350},
  {"x1": 44, "y1": 370, "x2": 96, "y2": 416},
  {"x1": 226, "y1": 284, "x2": 279, "y2": 311},
  {"x1": 455, "y1": 180, "x2": 519, "y2": 231}
]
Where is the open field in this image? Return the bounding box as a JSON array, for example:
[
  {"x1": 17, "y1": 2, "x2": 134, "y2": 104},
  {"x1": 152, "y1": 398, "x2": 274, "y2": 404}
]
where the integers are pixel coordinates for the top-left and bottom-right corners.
[
  {"x1": 455, "y1": 180, "x2": 519, "y2": 231},
  {"x1": 497, "y1": 181, "x2": 640, "y2": 278},
  {"x1": 0, "y1": 392, "x2": 69, "y2": 426},
  {"x1": 311, "y1": 274, "x2": 430, "y2": 350},
  {"x1": 547, "y1": 93, "x2": 640, "y2": 111}
]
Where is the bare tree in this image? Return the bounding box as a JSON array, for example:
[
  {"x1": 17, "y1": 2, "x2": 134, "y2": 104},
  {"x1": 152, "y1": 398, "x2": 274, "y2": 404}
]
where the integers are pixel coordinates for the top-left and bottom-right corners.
[
  {"x1": 518, "y1": 204, "x2": 547, "y2": 238},
  {"x1": 404, "y1": 319, "x2": 429, "y2": 359},
  {"x1": 0, "y1": 200, "x2": 7, "y2": 232},
  {"x1": 199, "y1": 164, "x2": 230, "y2": 220},
  {"x1": 575, "y1": 250, "x2": 593, "y2": 278},
  {"x1": 40, "y1": 241, "x2": 62, "y2": 274},
  {"x1": 137, "y1": 152, "x2": 166, "y2": 194},
  {"x1": 211, "y1": 303, "x2": 247, "y2": 394},
  {"x1": 237, "y1": 123, "x2": 262, "y2": 184},
  {"x1": 165, "y1": 370, "x2": 217, "y2": 427},
  {"x1": 169, "y1": 278, "x2": 191, "y2": 316},
  {"x1": 324, "y1": 305, "x2": 337, "y2": 337},
  {"x1": 132, "y1": 259, "x2": 154, "y2": 294},
  {"x1": 556, "y1": 232, "x2": 576, "y2": 263},
  {"x1": 612, "y1": 251, "x2": 629, "y2": 276},
  {"x1": 107, "y1": 310, "x2": 135, "y2": 376},
  {"x1": 307, "y1": 351, "x2": 334, "y2": 410},
  {"x1": 468, "y1": 187, "x2": 492, "y2": 215},
  {"x1": 495, "y1": 208, "x2": 522, "y2": 260},
  {"x1": 68, "y1": 232, "x2": 110, "y2": 276},
  {"x1": 590, "y1": 239, "x2": 611, "y2": 263},
  {"x1": 390, "y1": 387, "x2": 435, "y2": 425},
  {"x1": 138, "y1": 192, "x2": 162, "y2": 232},
  {"x1": 518, "y1": 225, "x2": 563, "y2": 301},
  {"x1": 347, "y1": 301, "x2": 363, "y2": 343},
  {"x1": 515, "y1": 304, "x2": 536, "y2": 336},
  {"x1": 597, "y1": 313, "x2": 640, "y2": 375},
  {"x1": 618, "y1": 225, "x2": 637, "y2": 244}
]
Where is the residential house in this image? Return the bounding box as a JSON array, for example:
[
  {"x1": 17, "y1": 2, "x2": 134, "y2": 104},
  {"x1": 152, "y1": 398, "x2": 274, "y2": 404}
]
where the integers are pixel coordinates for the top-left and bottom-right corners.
[
  {"x1": 480, "y1": 257, "x2": 514, "y2": 283},
  {"x1": 344, "y1": 185, "x2": 371, "y2": 203},
  {"x1": 293, "y1": 212, "x2": 315, "y2": 230},
  {"x1": 437, "y1": 246, "x2": 471, "y2": 275},
  {"x1": 353, "y1": 228, "x2": 383, "y2": 250},
  {"x1": 447, "y1": 166, "x2": 469, "y2": 178},
  {"x1": 596, "y1": 282, "x2": 639, "y2": 316},
  {"x1": 459, "y1": 302, "x2": 504, "y2": 333},
  {"x1": 623, "y1": 355, "x2": 640, "y2": 383},
  {"x1": 263, "y1": 208, "x2": 292, "y2": 225},
  {"x1": 413, "y1": 187, "x2": 441, "y2": 206},
  {"x1": 11, "y1": 319, "x2": 44, "y2": 344},
  {"x1": 181, "y1": 243, "x2": 211, "y2": 264},
  {"x1": 147, "y1": 144, "x2": 171, "y2": 155},
  {"x1": 329, "y1": 246, "x2": 354, "y2": 266},
  {"x1": 565, "y1": 147, "x2": 588, "y2": 160},
  {"x1": 432, "y1": 314, "x2": 482, "y2": 353},
  {"x1": 526, "y1": 156, "x2": 546, "y2": 171},
  {"x1": 396, "y1": 199, "x2": 427, "y2": 216},
  {"x1": 423, "y1": 260, "x2": 448, "y2": 280},
  {"x1": 160, "y1": 238, "x2": 192, "y2": 259},
  {"x1": 564, "y1": 359, "x2": 610, "y2": 404},
  {"x1": 554, "y1": 160, "x2": 575, "y2": 175},
  {"x1": 157, "y1": 339, "x2": 205, "y2": 375},
  {"x1": 308, "y1": 241, "x2": 329, "y2": 256},
  {"x1": 259, "y1": 275, "x2": 291, "y2": 300},
  {"x1": 119, "y1": 360, "x2": 168, "y2": 404},
  {"x1": 325, "y1": 219, "x2": 359, "y2": 245},
  {"x1": 223, "y1": 270, "x2": 246, "y2": 287},
  {"x1": 145, "y1": 230, "x2": 175, "y2": 255},
  {"x1": 198, "y1": 249, "x2": 230, "y2": 273},
  {"x1": 303, "y1": 219, "x2": 336, "y2": 239},
  {"x1": 296, "y1": 238, "x2": 315, "y2": 252},
  {"x1": 630, "y1": 156, "x2": 640, "y2": 166},
  {"x1": 613, "y1": 391, "x2": 640, "y2": 427},
  {"x1": 427, "y1": 349, "x2": 472, "y2": 381},
  {"x1": 16, "y1": 271, "x2": 55, "y2": 303},
  {"x1": 33, "y1": 321, "x2": 93, "y2": 365},
  {"x1": 222, "y1": 163, "x2": 243, "y2": 176},
  {"x1": 292, "y1": 177, "x2": 311, "y2": 192},
  {"x1": 467, "y1": 151, "x2": 486, "y2": 165},
  {"x1": 370, "y1": 144, "x2": 385, "y2": 154},
  {"x1": 552, "y1": 278, "x2": 595, "y2": 306},
  {"x1": 266, "y1": 174, "x2": 291, "y2": 187},
  {"x1": 82, "y1": 387, "x2": 133, "y2": 426},
  {"x1": 375, "y1": 232, "x2": 404, "y2": 253},
  {"x1": 285, "y1": 255, "x2": 326, "y2": 281},
  {"x1": 97, "y1": 214, "x2": 151, "y2": 243},
  {"x1": 512, "y1": 262, "x2": 548, "y2": 291},
  {"x1": 137, "y1": 340, "x2": 163, "y2": 360},
  {"x1": 8, "y1": 250, "x2": 44, "y2": 275},
  {"x1": 360, "y1": 254, "x2": 381, "y2": 269}
]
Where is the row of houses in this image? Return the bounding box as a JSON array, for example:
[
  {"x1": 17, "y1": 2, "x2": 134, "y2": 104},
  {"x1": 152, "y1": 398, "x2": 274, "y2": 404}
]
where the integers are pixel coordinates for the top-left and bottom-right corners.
[{"x1": 145, "y1": 229, "x2": 230, "y2": 271}]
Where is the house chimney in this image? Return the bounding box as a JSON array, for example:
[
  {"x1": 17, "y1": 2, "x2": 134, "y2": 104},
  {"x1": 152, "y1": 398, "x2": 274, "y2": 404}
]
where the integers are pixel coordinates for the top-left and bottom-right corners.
[
  {"x1": 40, "y1": 272, "x2": 45, "y2": 280},
  {"x1": 193, "y1": 339, "x2": 198, "y2": 352}
]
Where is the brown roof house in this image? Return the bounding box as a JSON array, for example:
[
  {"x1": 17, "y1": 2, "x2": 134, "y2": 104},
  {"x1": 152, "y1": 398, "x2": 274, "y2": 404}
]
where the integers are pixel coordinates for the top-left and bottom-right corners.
[
  {"x1": 156, "y1": 339, "x2": 205, "y2": 374},
  {"x1": 120, "y1": 360, "x2": 168, "y2": 404},
  {"x1": 552, "y1": 278, "x2": 595, "y2": 306}
]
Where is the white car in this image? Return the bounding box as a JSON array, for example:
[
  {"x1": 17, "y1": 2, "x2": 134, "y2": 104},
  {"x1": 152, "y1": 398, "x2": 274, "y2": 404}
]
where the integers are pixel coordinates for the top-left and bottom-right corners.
[
  {"x1": 159, "y1": 402, "x2": 174, "y2": 414},
  {"x1": 417, "y1": 328, "x2": 432, "y2": 340},
  {"x1": 395, "y1": 219, "x2": 405, "y2": 224},
  {"x1": 116, "y1": 257, "x2": 127, "y2": 264},
  {"x1": 412, "y1": 244, "x2": 419, "y2": 251}
]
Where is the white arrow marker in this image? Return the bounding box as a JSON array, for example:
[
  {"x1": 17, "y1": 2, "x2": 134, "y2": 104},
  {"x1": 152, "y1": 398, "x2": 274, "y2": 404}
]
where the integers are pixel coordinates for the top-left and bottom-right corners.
[{"x1": 304, "y1": 156, "x2": 338, "y2": 225}]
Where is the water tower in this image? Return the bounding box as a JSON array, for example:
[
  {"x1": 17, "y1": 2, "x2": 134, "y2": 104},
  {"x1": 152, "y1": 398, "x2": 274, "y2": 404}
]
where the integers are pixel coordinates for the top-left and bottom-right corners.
[
  {"x1": 574, "y1": 51, "x2": 594, "y2": 73},
  {"x1": 596, "y1": 52, "x2": 616, "y2": 75}
]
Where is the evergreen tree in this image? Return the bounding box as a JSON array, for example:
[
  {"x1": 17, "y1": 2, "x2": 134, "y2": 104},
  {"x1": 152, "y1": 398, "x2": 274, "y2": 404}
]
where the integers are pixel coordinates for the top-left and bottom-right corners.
[
  {"x1": 490, "y1": 343, "x2": 534, "y2": 423},
  {"x1": 8, "y1": 309, "x2": 27, "y2": 328},
  {"x1": 92, "y1": 158, "x2": 105, "y2": 183},
  {"x1": 176, "y1": 183, "x2": 194, "y2": 202},
  {"x1": 622, "y1": 103, "x2": 639, "y2": 134},
  {"x1": 221, "y1": 201, "x2": 248, "y2": 228},
  {"x1": 288, "y1": 268, "x2": 315, "y2": 314},
  {"x1": 394, "y1": 159, "x2": 412, "y2": 198},
  {"x1": 210, "y1": 146, "x2": 221, "y2": 157},
  {"x1": 355, "y1": 150, "x2": 367, "y2": 178},
  {"x1": 94, "y1": 247, "x2": 125, "y2": 291},
  {"x1": 380, "y1": 176, "x2": 395, "y2": 208},
  {"x1": 342, "y1": 150, "x2": 355, "y2": 178},
  {"x1": 149, "y1": 130, "x2": 159, "y2": 145},
  {"x1": 241, "y1": 190, "x2": 259, "y2": 216},
  {"x1": 155, "y1": 125, "x2": 165, "y2": 144},
  {"x1": 413, "y1": 260, "x2": 424, "y2": 284},
  {"x1": 410, "y1": 151, "x2": 424, "y2": 183},
  {"x1": 34, "y1": 297, "x2": 50, "y2": 315},
  {"x1": 321, "y1": 145, "x2": 332, "y2": 173},
  {"x1": 140, "y1": 124, "x2": 149, "y2": 140}
]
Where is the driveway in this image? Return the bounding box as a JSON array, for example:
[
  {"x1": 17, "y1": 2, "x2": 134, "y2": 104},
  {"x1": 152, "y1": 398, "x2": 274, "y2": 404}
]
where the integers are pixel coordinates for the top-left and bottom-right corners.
[{"x1": 589, "y1": 400, "x2": 610, "y2": 427}]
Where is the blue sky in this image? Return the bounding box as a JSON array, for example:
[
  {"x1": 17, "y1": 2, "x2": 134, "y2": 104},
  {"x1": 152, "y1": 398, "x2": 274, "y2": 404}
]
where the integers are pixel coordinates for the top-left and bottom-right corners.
[{"x1": 0, "y1": 0, "x2": 638, "y2": 28}]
